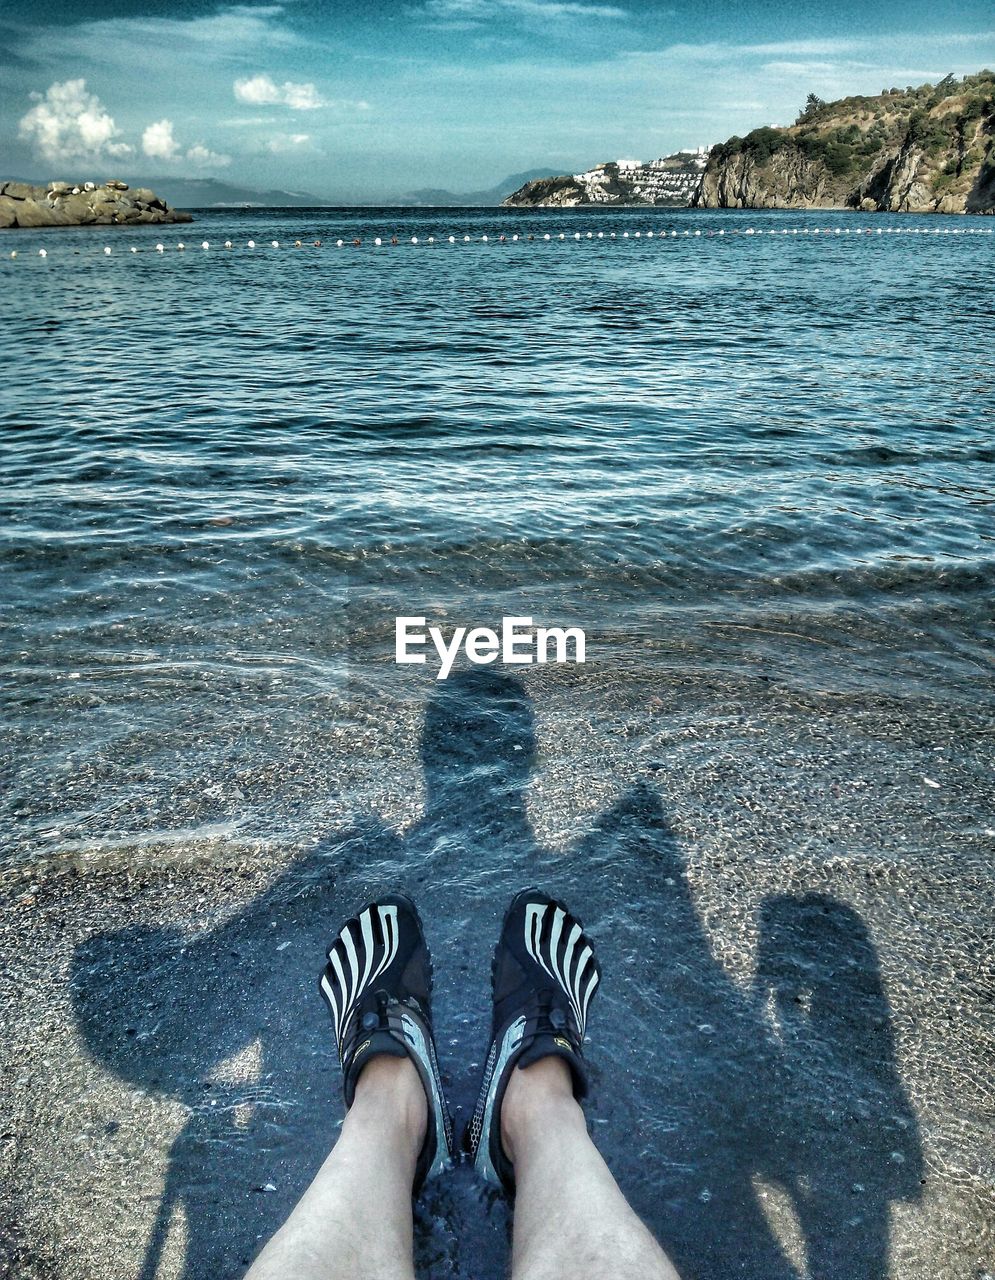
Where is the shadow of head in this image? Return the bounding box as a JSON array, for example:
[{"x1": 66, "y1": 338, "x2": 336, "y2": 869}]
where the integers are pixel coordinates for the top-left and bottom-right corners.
[
  {"x1": 756, "y1": 893, "x2": 895, "y2": 1046},
  {"x1": 420, "y1": 669, "x2": 536, "y2": 822},
  {"x1": 753, "y1": 892, "x2": 924, "y2": 1197}
]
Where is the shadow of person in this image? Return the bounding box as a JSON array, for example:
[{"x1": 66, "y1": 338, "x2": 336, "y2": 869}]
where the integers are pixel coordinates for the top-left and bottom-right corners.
[
  {"x1": 749, "y1": 895, "x2": 923, "y2": 1280},
  {"x1": 69, "y1": 670, "x2": 921, "y2": 1280}
]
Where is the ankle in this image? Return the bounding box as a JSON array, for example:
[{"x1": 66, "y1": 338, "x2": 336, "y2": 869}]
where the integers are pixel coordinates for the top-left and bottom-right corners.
[
  {"x1": 351, "y1": 1054, "x2": 428, "y2": 1157},
  {"x1": 500, "y1": 1056, "x2": 581, "y2": 1165}
]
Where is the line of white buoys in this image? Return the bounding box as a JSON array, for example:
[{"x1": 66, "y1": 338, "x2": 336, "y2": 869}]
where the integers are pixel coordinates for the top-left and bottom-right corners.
[{"x1": 12, "y1": 225, "x2": 993, "y2": 263}]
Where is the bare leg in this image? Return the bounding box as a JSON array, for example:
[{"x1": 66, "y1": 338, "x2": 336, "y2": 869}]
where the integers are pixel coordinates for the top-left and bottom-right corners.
[
  {"x1": 504, "y1": 1058, "x2": 682, "y2": 1280},
  {"x1": 245, "y1": 1056, "x2": 426, "y2": 1280}
]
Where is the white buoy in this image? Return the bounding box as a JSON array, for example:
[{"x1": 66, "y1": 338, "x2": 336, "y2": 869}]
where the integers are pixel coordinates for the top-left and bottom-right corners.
[
  {"x1": 10, "y1": 250, "x2": 17, "y2": 258},
  {"x1": 449, "y1": 235, "x2": 455, "y2": 243},
  {"x1": 481, "y1": 234, "x2": 488, "y2": 242},
  {"x1": 130, "y1": 246, "x2": 138, "y2": 253},
  {"x1": 597, "y1": 231, "x2": 603, "y2": 238},
  {"x1": 558, "y1": 232, "x2": 565, "y2": 239},
  {"x1": 694, "y1": 229, "x2": 701, "y2": 236},
  {"x1": 202, "y1": 240, "x2": 210, "y2": 249},
  {"x1": 224, "y1": 240, "x2": 232, "y2": 249},
  {"x1": 463, "y1": 235, "x2": 470, "y2": 242},
  {"x1": 104, "y1": 246, "x2": 111, "y2": 255},
  {"x1": 177, "y1": 242, "x2": 186, "y2": 250},
  {"x1": 38, "y1": 248, "x2": 47, "y2": 257},
  {"x1": 336, "y1": 239, "x2": 343, "y2": 246},
  {"x1": 512, "y1": 234, "x2": 518, "y2": 241},
  {"x1": 271, "y1": 240, "x2": 279, "y2": 248},
  {"x1": 586, "y1": 231, "x2": 593, "y2": 238},
  {"x1": 543, "y1": 233, "x2": 550, "y2": 240},
  {"x1": 156, "y1": 243, "x2": 164, "y2": 252},
  {"x1": 427, "y1": 236, "x2": 434, "y2": 244},
  {"x1": 719, "y1": 229, "x2": 725, "y2": 235},
  {"x1": 574, "y1": 232, "x2": 581, "y2": 240}
]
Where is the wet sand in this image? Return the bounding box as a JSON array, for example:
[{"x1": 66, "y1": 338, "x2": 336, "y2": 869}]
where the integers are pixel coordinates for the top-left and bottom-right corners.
[{"x1": 2, "y1": 662, "x2": 993, "y2": 1280}]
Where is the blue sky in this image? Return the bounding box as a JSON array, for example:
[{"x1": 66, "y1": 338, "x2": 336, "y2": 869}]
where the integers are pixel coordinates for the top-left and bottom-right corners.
[{"x1": 2, "y1": 0, "x2": 993, "y2": 199}]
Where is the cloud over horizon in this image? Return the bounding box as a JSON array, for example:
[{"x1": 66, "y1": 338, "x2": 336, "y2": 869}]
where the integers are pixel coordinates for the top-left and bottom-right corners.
[
  {"x1": 18, "y1": 79, "x2": 133, "y2": 165},
  {"x1": 234, "y1": 74, "x2": 327, "y2": 110}
]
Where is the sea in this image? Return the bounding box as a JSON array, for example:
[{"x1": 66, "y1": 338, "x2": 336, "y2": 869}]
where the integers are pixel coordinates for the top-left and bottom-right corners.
[{"x1": 1, "y1": 206, "x2": 993, "y2": 1280}]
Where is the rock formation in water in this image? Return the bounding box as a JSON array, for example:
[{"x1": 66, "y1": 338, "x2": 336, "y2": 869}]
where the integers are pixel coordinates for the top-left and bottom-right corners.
[
  {"x1": 0, "y1": 180, "x2": 193, "y2": 229},
  {"x1": 694, "y1": 71, "x2": 995, "y2": 215}
]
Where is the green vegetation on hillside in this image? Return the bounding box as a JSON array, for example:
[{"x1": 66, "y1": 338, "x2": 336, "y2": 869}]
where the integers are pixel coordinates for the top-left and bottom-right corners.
[{"x1": 701, "y1": 71, "x2": 995, "y2": 213}]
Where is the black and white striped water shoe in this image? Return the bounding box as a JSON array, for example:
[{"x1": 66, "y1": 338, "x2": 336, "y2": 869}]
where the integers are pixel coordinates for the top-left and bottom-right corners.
[
  {"x1": 465, "y1": 887, "x2": 602, "y2": 1192},
  {"x1": 319, "y1": 893, "x2": 453, "y2": 1191}
]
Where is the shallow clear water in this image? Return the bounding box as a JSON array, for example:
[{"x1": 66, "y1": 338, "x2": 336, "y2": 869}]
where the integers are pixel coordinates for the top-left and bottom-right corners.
[{"x1": 1, "y1": 207, "x2": 993, "y2": 1280}]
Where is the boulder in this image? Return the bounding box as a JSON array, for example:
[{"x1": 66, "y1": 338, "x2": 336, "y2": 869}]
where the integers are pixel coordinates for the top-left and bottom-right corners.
[
  {"x1": 0, "y1": 198, "x2": 17, "y2": 228},
  {"x1": 104, "y1": 179, "x2": 129, "y2": 190},
  {"x1": 9, "y1": 199, "x2": 56, "y2": 227},
  {"x1": 59, "y1": 193, "x2": 96, "y2": 223},
  {"x1": 48, "y1": 181, "x2": 71, "y2": 195},
  {"x1": 1, "y1": 181, "x2": 35, "y2": 200}
]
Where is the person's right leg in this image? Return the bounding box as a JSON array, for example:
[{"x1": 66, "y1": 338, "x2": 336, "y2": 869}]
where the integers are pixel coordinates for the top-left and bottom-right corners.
[
  {"x1": 504, "y1": 1057, "x2": 682, "y2": 1280},
  {"x1": 244, "y1": 1054, "x2": 424, "y2": 1280}
]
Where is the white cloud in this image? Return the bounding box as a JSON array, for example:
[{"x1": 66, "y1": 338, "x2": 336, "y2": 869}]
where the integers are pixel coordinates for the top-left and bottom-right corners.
[
  {"x1": 266, "y1": 132, "x2": 311, "y2": 153},
  {"x1": 185, "y1": 143, "x2": 232, "y2": 168},
  {"x1": 142, "y1": 118, "x2": 180, "y2": 160},
  {"x1": 18, "y1": 79, "x2": 133, "y2": 164},
  {"x1": 419, "y1": 0, "x2": 629, "y2": 24},
  {"x1": 234, "y1": 73, "x2": 326, "y2": 109},
  {"x1": 141, "y1": 119, "x2": 230, "y2": 168}
]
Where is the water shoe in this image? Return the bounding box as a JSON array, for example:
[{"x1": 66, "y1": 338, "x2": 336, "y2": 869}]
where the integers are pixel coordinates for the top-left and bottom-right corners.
[
  {"x1": 319, "y1": 893, "x2": 453, "y2": 1191},
  {"x1": 465, "y1": 887, "x2": 602, "y2": 1192}
]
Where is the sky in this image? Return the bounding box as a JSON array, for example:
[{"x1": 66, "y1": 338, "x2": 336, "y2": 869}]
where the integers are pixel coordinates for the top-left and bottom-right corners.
[{"x1": 1, "y1": 0, "x2": 994, "y2": 200}]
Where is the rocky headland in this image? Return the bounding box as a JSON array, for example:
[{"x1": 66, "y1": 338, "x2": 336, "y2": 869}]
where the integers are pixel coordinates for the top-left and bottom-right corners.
[
  {"x1": 695, "y1": 72, "x2": 995, "y2": 214},
  {"x1": 0, "y1": 180, "x2": 193, "y2": 229},
  {"x1": 505, "y1": 152, "x2": 708, "y2": 207}
]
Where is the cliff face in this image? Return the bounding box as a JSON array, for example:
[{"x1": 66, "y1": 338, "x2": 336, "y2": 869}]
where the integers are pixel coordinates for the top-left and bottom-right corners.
[
  {"x1": 695, "y1": 72, "x2": 995, "y2": 214},
  {"x1": 0, "y1": 180, "x2": 193, "y2": 229}
]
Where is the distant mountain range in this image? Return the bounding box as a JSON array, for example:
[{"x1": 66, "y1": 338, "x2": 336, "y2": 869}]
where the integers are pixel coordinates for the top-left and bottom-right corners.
[
  {"x1": 136, "y1": 177, "x2": 334, "y2": 208},
  {"x1": 1, "y1": 170, "x2": 562, "y2": 209},
  {"x1": 391, "y1": 170, "x2": 556, "y2": 206}
]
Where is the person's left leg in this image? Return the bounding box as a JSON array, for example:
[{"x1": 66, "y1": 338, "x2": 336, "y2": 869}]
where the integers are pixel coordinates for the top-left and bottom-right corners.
[{"x1": 244, "y1": 1054, "x2": 425, "y2": 1280}]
